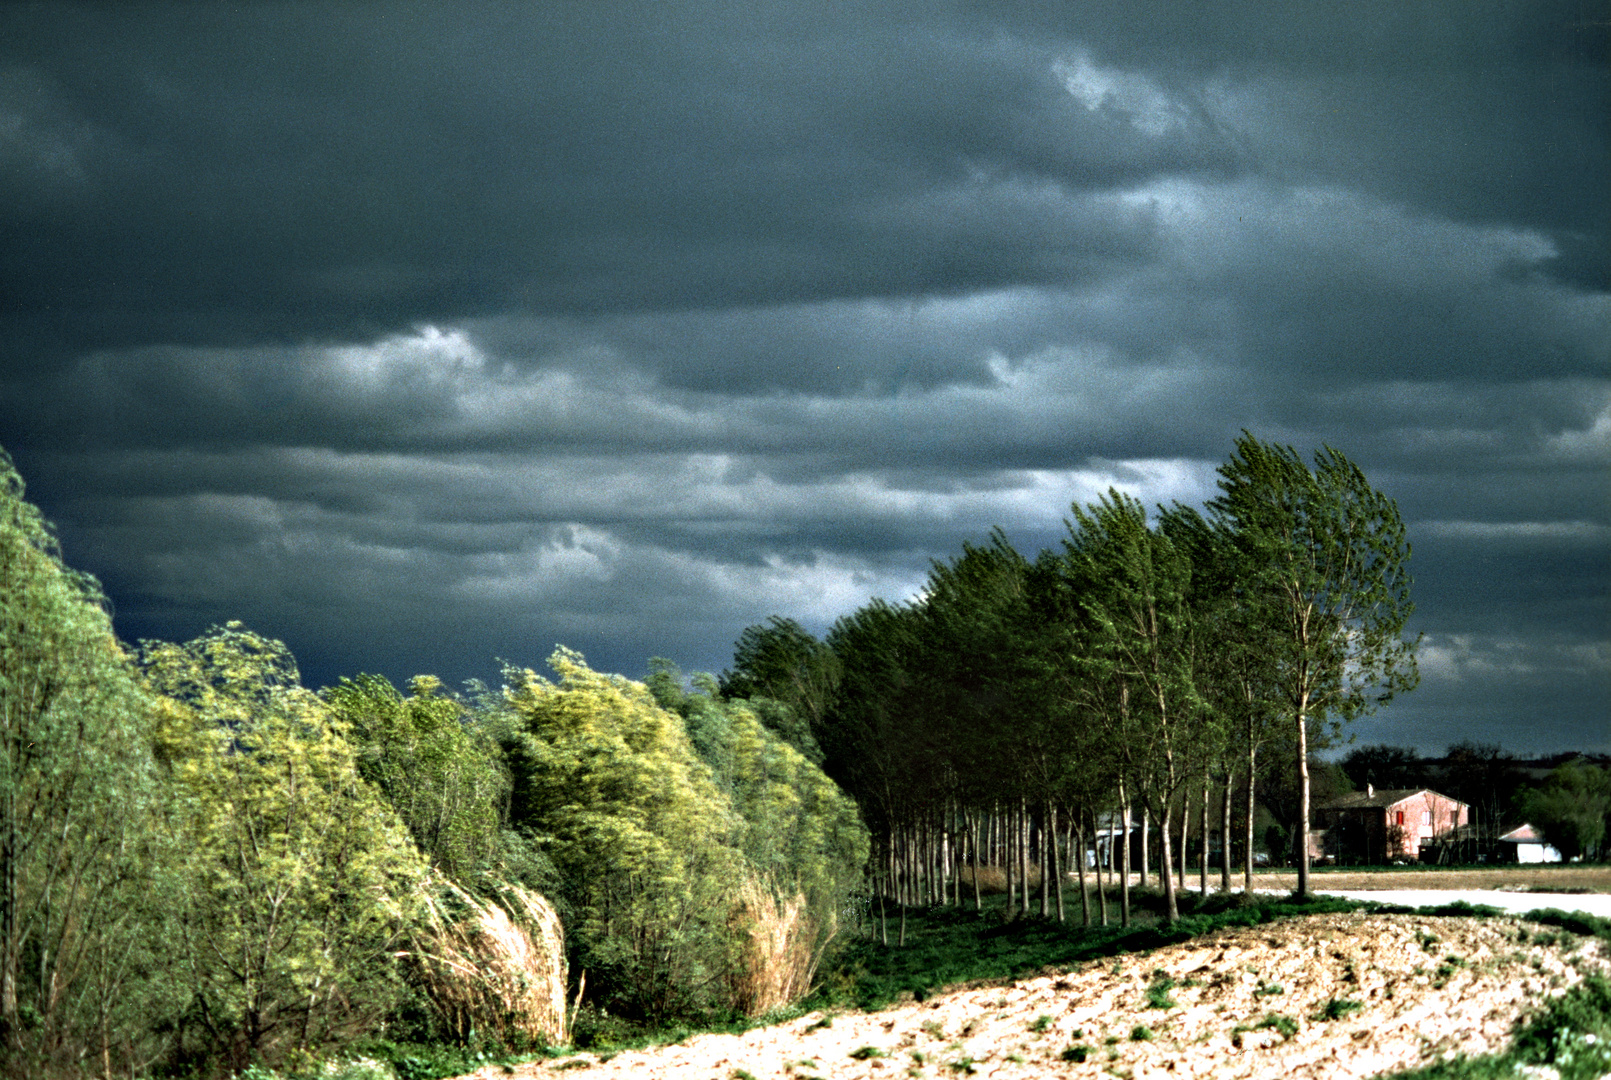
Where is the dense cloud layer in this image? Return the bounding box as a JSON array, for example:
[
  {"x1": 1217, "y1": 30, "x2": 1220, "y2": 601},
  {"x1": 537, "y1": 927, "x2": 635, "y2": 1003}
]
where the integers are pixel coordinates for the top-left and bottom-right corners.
[{"x1": 1, "y1": 1, "x2": 1605, "y2": 753}]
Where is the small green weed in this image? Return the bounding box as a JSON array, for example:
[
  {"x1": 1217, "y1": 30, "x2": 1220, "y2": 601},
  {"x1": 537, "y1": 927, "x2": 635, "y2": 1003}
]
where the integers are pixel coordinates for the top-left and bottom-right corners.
[
  {"x1": 947, "y1": 1057, "x2": 977, "y2": 1074},
  {"x1": 1314, "y1": 998, "x2": 1364, "y2": 1021},
  {"x1": 848, "y1": 1046, "x2": 886, "y2": 1060},
  {"x1": 1258, "y1": 1013, "x2": 1298, "y2": 1040},
  {"x1": 1029, "y1": 1013, "x2": 1052, "y2": 1032},
  {"x1": 1253, "y1": 981, "x2": 1284, "y2": 998},
  {"x1": 1130, "y1": 1025, "x2": 1153, "y2": 1041},
  {"x1": 731, "y1": 1071, "x2": 758, "y2": 1080},
  {"x1": 1145, "y1": 970, "x2": 1177, "y2": 1009},
  {"x1": 1061, "y1": 1043, "x2": 1090, "y2": 1062}
]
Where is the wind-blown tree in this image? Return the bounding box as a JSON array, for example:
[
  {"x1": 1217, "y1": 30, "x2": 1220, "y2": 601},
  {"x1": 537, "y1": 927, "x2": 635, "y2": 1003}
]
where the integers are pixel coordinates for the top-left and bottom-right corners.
[
  {"x1": 1208, "y1": 434, "x2": 1419, "y2": 895},
  {"x1": 1158, "y1": 504, "x2": 1283, "y2": 890},
  {"x1": 820, "y1": 599, "x2": 927, "y2": 937},
  {"x1": 719, "y1": 617, "x2": 838, "y2": 762},
  {"x1": 1061, "y1": 492, "x2": 1203, "y2": 922},
  {"x1": 141, "y1": 623, "x2": 428, "y2": 1069},
  {"x1": 325, "y1": 673, "x2": 507, "y2": 880},
  {"x1": 500, "y1": 648, "x2": 741, "y2": 1021},
  {"x1": 0, "y1": 448, "x2": 177, "y2": 1075},
  {"x1": 646, "y1": 660, "x2": 867, "y2": 969}
]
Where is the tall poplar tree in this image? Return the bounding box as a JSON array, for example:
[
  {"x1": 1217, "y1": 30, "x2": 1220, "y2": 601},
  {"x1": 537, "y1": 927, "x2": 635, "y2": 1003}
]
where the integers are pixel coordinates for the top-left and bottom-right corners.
[{"x1": 1208, "y1": 434, "x2": 1419, "y2": 895}]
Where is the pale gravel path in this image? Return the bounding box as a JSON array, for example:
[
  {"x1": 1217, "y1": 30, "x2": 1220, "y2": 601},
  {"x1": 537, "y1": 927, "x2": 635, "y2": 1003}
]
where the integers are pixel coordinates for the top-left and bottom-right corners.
[
  {"x1": 1305, "y1": 889, "x2": 1611, "y2": 918},
  {"x1": 490, "y1": 911, "x2": 1607, "y2": 1080}
]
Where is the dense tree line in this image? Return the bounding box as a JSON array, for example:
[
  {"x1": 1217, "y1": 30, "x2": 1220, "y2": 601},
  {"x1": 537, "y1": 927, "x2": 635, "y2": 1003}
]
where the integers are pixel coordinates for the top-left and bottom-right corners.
[{"x1": 725, "y1": 434, "x2": 1421, "y2": 927}]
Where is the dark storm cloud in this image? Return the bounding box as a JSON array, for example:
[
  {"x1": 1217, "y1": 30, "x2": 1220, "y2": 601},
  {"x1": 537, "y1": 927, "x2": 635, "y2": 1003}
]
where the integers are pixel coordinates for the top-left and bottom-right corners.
[{"x1": 0, "y1": 1, "x2": 1605, "y2": 752}]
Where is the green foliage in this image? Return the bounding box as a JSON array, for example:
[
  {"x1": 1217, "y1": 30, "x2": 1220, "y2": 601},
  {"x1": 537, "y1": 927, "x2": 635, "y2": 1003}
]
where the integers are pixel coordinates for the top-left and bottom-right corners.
[
  {"x1": 501, "y1": 648, "x2": 742, "y2": 1021},
  {"x1": 1144, "y1": 971, "x2": 1178, "y2": 1009},
  {"x1": 0, "y1": 446, "x2": 179, "y2": 1074},
  {"x1": 1315, "y1": 997, "x2": 1364, "y2": 1021},
  {"x1": 718, "y1": 617, "x2": 839, "y2": 759},
  {"x1": 142, "y1": 623, "x2": 429, "y2": 1068},
  {"x1": 325, "y1": 673, "x2": 507, "y2": 878}
]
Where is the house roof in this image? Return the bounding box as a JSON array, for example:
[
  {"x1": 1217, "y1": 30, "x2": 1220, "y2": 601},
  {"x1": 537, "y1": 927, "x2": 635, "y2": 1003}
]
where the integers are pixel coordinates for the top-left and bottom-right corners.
[
  {"x1": 1317, "y1": 788, "x2": 1466, "y2": 810},
  {"x1": 1498, "y1": 823, "x2": 1547, "y2": 844}
]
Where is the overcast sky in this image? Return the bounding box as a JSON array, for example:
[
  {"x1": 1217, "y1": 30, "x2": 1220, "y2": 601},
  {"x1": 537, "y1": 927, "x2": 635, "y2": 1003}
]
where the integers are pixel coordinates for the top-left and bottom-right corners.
[{"x1": 1, "y1": 1, "x2": 1605, "y2": 755}]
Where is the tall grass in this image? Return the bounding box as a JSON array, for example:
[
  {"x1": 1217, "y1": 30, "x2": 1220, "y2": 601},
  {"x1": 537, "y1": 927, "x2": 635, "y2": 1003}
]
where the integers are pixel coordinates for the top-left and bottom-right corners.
[
  {"x1": 406, "y1": 878, "x2": 569, "y2": 1048},
  {"x1": 726, "y1": 874, "x2": 819, "y2": 1016}
]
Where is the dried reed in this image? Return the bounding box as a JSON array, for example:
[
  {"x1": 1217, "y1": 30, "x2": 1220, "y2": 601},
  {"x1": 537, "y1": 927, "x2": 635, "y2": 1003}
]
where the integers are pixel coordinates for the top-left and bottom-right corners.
[
  {"x1": 725, "y1": 873, "x2": 819, "y2": 1017},
  {"x1": 407, "y1": 878, "x2": 569, "y2": 1047},
  {"x1": 956, "y1": 863, "x2": 1042, "y2": 893}
]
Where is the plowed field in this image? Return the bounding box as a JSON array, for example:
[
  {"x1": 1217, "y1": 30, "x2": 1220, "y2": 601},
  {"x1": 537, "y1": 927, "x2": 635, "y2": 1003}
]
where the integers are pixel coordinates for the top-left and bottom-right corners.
[{"x1": 487, "y1": 912, "x2": 1605, "y2": 1080}]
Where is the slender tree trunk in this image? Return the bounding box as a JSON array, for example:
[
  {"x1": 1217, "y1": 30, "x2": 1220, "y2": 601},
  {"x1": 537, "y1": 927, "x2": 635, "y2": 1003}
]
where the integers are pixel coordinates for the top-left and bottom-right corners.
[
  {"x1": 1040, "y1": 802, "x2": 1051, "y2": 918},
  {"x1": 1178, "y1": 785, "x2": 1189, "y2": 891},
  {"x1": 1119, "y1": 783, "x2": 1132, "y2": 927},
  {"x1": 970, "y1": 812, "x2": 981, "y2": 911},
  {"x1": 1244, "y1": 741, "x2": 1258, "y2": 893},
  {"x1": 1018, "y1": 799, "x2": 1030, "y2": 914},
  {"x1": 1296, "y1": 695, "x2": 1312, "y2": 897},
  {"x1": 1160, "y1": 800, "x2": 1179, "y2": 923},
  {"x1": 1139, "y1": 808, "x2": 1150, "y2": 889},
  {"x1": 1075, "y1": 812, "x2": 1090, "y2": 926},
  {"x1": 1003, "y1": 803, "x2": 1014, "y2": 916},
  {"x1": 1053, "y1": 804, "x2": 1065, "y2": 922},
  {"x1": 1200, "y1": 768, "x2": 1210, "y2": 895},
  {"x1": 1093, "y1": 807, "x2": 1108, "y2": 926},
  {"x1": 1221, "y1": 775, "x2": 1233, "y2": 892}
]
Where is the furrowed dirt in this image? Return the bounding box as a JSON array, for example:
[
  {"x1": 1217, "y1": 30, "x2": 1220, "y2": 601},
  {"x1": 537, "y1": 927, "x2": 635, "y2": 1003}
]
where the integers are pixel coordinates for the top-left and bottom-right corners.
[{"x1": 491, "y1": 912, "x2": 1606, "y2": 1080}]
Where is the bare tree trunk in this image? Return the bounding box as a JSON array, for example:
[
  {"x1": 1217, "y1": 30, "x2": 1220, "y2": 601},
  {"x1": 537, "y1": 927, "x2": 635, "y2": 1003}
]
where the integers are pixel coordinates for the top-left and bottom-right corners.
[
  {"x1": 1093, "y1": 806, "x2": 1108, "y2": 926},
  {"x1": 1220, "y1": 774, "x2": 1233, "y2": 892},
  {"x1": 970, "y1": 812, "x2": 981, "y2": 911},
  {"x1": 1119, "y1": 783, "x2": 1132, "y2": 927},
  {"x1": 1178, "y1": 785, "x2": 1189, "y2": 891},
  {"x1": 1200, "y1": 768, "x2": 1210, "y2": 895},
  {"x1": 1159, "y1": 799, "x2": 1179, "y2": 923},
  {"x1": 1244, "y1": 742, "x2": 1258, "y2": 893},
  {"x1": 1296, "y1": 700, "x2": 1312, "y2": 897},
  {"x1": 1052, "y1": 804, "x2": 1065, "y2": 922},
  {"x1": 1018, "y1": 799, "x2": 1030, "y2": 914},
  {"x1": 1075, "y1": 812, "x2": 1090, "y2": 926},
  {"x1": 1139, "y1": 808, "x2": 1150, "y2": 889}
]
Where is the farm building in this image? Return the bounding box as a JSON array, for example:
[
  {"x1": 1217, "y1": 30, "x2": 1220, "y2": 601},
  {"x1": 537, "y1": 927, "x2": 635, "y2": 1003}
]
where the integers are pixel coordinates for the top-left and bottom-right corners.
[
  {"x1": 1496, "y1": 823, "x2": 1563, "y2": 863},
  {"x1": 1310, "y1": 785, "x2": 1469, "y2": 864}
]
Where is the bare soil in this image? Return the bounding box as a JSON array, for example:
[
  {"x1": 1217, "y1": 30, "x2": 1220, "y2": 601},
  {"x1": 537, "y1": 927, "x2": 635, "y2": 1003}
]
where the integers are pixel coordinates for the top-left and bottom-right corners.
[{"x1": 487, "y1": 912, "x2": 1606, "y2": 1080}]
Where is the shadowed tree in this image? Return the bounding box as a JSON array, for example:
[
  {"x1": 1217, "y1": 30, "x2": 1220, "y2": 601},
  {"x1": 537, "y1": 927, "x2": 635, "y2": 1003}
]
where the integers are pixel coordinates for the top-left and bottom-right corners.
[{"x1": 1208, "y1": 434, "x2": 1420, "y2": 896}]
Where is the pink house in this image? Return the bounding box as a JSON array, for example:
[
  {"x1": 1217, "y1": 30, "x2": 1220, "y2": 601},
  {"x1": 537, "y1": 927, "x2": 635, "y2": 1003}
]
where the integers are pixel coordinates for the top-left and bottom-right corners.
[{"x1": 1311, "y1": 785, "x2": 1469, "y2": 864}]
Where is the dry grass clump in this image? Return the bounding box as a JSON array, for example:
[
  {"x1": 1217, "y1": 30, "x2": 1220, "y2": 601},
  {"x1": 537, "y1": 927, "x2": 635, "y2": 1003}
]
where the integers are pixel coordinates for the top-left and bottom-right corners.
[
  {"x1": 726, "y1": 874, "x2": 819, "y2": 1017},
  {"x1": 957, "y1": 863, "x2": 1041, "y2": 894},
  {"x1": 408, "y1": 878, "x2": 569, "y2": 1047}
]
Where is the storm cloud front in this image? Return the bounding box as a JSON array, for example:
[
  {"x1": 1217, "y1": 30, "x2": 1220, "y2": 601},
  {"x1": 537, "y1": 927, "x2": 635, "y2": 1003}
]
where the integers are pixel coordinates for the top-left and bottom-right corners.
[{"x1": 1, "y1": 1, "x2": 1605, "y2": 752}]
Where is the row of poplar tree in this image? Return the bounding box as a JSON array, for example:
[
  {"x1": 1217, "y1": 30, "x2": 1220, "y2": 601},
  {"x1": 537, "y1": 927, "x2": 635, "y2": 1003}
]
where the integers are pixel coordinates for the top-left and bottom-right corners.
[
  {"x1": 719, "y1": 433, "x2": 1420, "y2": 929},
  {"x1": 0, "y1": 447, "x2": 868, "y2": 1077}
]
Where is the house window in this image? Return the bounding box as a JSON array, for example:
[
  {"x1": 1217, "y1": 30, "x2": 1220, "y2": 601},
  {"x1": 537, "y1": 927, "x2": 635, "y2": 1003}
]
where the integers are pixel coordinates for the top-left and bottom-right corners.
[
  {"x1": 1422, "y1": 810, "x2": 1432, "y2": 826},
  {"x1": 1396, "y1": 811, "x2": 1404, "y2": 826}
]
